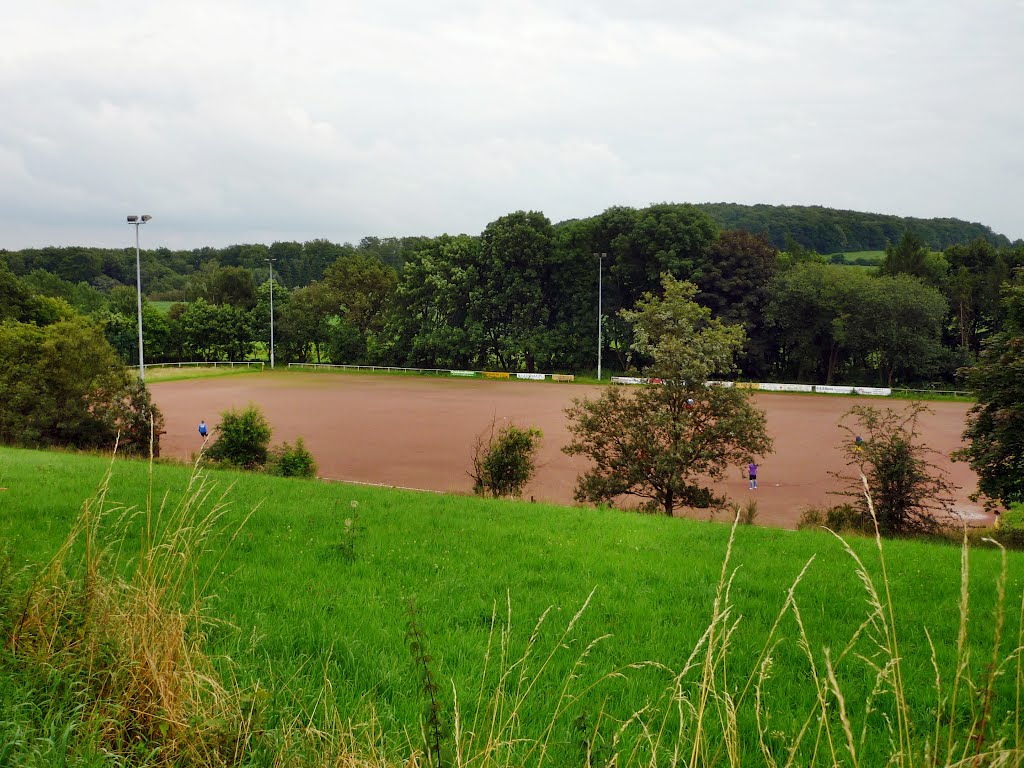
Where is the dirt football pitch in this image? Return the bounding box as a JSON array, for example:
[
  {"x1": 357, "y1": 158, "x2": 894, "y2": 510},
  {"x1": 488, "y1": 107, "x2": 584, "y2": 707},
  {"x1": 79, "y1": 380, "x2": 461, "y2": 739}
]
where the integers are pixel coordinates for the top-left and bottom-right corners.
[{"x1": 151, "y1": 371, "x2": 985, "y2": 529}]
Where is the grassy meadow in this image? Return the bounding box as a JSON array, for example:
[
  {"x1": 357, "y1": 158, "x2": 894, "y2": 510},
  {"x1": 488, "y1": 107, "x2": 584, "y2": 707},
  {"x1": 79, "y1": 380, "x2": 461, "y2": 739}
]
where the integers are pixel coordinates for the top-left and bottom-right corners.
[
  {"x1": 828, "y1": 250, "x2": 886, "y2": 266},
  {"x1": 149, "y1": 300, "x2": 177, "y2": 315},
  {"x1": 1, "y1": 446, "x2": 1023, "y2": 766},
  {"x1": 143, "y1": 363, "x2": 266, "y2": 383}
]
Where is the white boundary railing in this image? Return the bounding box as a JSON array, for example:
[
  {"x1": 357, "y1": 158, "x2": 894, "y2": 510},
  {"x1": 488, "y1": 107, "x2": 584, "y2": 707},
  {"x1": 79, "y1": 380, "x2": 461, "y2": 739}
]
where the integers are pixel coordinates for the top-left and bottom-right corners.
[
  {"x1": 287, "y1": 363, "x2": 905, "y2": 396},
  {"x1": 147, "y1": 361, "x2": 265, "y2": 370},
  {"x1": 893, "y1": 387, "x2": 972, "y2": 398}
]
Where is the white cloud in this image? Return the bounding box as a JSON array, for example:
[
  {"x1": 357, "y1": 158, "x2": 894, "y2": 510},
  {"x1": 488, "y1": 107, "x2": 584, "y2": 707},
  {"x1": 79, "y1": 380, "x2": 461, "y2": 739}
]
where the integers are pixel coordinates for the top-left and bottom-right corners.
[{"x1": 1, "y1": 0, "x2": 1022, "y2": 248}]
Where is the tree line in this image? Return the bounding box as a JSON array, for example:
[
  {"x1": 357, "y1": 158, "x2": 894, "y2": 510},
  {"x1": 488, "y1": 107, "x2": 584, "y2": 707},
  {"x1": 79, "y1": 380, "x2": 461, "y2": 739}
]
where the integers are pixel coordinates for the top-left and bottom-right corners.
[{"x1": 3, "y1": 203, "x2": 1024, "y2": 387}]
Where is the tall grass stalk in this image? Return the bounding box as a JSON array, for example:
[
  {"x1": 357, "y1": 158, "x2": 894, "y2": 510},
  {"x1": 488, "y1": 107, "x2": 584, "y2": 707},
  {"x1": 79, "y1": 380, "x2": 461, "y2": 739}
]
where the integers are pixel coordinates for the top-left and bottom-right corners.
[
  {"x1": 449, "y1": 588, "x2": 626, "y2": 768},
  {"x1": 586, "y1": 491, "x2": 1024, "y2": 768},
  {"x1": 5, "y1": 447, "x2": 255, "y2": 765},
  {"x1": 796, "y1": 476, "x2": 1024, "y2": 768}
]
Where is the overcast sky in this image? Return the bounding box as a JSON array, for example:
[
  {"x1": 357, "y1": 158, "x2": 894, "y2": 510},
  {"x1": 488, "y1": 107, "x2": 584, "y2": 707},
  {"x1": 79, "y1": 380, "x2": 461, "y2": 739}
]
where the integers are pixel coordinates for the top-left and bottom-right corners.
[{"x1": 2, "y1": 1, "x2": 1022, "y2": 250}]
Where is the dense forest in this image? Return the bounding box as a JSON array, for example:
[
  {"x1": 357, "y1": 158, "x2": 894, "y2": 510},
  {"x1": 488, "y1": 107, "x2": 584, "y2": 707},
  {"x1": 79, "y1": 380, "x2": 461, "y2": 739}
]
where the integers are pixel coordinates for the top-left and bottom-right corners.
[
  {"x1": 2, "y1": 203, "x2": 1022, "y2": 388},
  {"x1": 693, "y1": 203, "x2": 1013, "y2": 253}
]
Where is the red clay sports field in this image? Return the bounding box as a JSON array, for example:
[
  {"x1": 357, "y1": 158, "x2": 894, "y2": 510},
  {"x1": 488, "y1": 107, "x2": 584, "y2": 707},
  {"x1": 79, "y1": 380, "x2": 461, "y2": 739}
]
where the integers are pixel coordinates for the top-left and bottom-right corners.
[{"x1": 151, "y1": 371, "x2": 985, "y2": 529}]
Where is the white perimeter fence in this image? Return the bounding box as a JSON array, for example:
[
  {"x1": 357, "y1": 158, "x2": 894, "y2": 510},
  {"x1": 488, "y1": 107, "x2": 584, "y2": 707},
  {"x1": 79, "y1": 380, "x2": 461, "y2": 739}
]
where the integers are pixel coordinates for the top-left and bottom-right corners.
[
  {"x1": 287, "y1": 363, "x2": 904, "y2": 396},
  {"x1": 147, "y1": 361, "x2": 265, "y2": 370}
]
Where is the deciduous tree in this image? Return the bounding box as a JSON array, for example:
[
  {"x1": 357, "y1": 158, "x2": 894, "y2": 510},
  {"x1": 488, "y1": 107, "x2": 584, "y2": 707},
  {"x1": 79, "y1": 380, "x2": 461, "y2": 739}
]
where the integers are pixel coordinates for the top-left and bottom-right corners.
[
  {"x1": 390, "y1": 234, "x2": 478, "y2": 369},
  {"x1": 0, "y1": 317, "x2": 163, "y2": 455},
  {"x1": 321, "y1": 252, "x2": 398, "y2": 336},
  {"x1": 695, "y1": 230, "x2": 780, "y2": 377},
  {"x1": 470, "y1": 211, "x2": 553, "y2": 370},
  {"x1": 955, "y1": 282, "x2": 1024, "y2": 509},
  {"x1": 563, "y1": 275, "x2": 772, "y2": 515}
]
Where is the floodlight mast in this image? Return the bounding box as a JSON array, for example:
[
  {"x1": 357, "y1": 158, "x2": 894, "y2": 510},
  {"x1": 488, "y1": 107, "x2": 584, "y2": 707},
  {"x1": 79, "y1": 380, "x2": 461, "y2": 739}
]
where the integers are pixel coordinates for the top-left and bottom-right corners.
[
  {"x1": 597, "y1": 254, "x2": 602, "y2": 381},
  {"x1": 127, "y1": 215, "x2": 152, "y2": 381},
  {"x1": 266, "y1": 257, "x2": 276, "y2": 369}
]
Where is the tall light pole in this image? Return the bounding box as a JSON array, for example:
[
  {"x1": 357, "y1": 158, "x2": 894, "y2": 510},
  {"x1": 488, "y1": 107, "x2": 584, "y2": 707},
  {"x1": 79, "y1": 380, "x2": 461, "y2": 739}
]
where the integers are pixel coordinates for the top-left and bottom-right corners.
[
  {"x1": 594, "y1": 252, "x2": 606, "y2": 381},
  {"x1": 127, "y1": 215, "x2": 152, "y2": 381},
  {"x1": 266, "y1": 257, "x2": 276, "y2": 369}
]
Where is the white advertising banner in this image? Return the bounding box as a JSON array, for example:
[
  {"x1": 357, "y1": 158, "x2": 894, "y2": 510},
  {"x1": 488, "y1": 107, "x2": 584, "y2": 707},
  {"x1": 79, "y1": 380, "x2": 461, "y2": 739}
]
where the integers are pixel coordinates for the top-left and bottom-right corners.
[
  {"x1": 759, "y1": 382, "x2": 815, "y2": 393},
  {"x1": 852, "y1": 386, "x2": 892, "y2": 396},
  {"x1": 814, "y1": 385, "x2": 854, "y2": 395},
  {"x1": 611, "y1": 376, "x2": 646, "y2": 385},
  {"x1": 515, "y1": 372, "x2": 546, "y2": 380}
]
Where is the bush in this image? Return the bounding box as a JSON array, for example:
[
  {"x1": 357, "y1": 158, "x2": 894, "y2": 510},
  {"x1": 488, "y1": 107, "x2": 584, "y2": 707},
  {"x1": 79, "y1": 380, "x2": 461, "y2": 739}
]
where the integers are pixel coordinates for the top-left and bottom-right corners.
[
  {"x1": 470, "y1": 421, "x2": 543, "y2": 498},
  {"x1": 797, "y1": 503, "x2": 869, "y2": 533},
  {"x1": 267, "y1": 437, "x2": 318, "y2": 478},
  {"x1": 796, "y1": 506, "x2": 823, "y2": 529},
  {"x1": 996, "y1": 504, "x2": 1024, "y2": 548},
  {"x1": 205, "y1": 405, "x2": 272, "y2": 469},
  {"x1": 727, "y1": 500, "x2": 758, "y2": 525},
  {"x1": 113, "y1": 379, "x2": 166, "y2": 458},
  {"x1": 834, "y1": 404, "x2": 954, "y2": 535}
]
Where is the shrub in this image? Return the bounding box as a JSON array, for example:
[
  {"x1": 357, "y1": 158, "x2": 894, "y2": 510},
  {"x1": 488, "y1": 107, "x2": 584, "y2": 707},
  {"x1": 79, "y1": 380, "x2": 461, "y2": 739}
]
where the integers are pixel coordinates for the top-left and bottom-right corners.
[
  {"x1": 267, "y1": 437, "x2": 318, "y2": 478},
  {"x1": 727, "y1": 499, "x2": 758, "y2": 525},
  {"x1": 824, "y1": 503, "x2": 868, "y2": 532},
  {"x1": 470, "y1": 421, "x2": 543, "y2": 498},
  {"x1": 797, "y1": 503, "x2": 870, "y2": 533},
  {"x1": 113, "y1": 378, "x2": 166, "y2": 458},
  {"x1": 796, "y1": 506, "x2": 824, "y2": 529},
  {"x1": 205, "y1": 405, "x2": 272, "y2": 469},
  {"x1": 996, "y1": 504, "x2": 1024, "y2": 548},
  {"x1": 833, "y1": 403, "x2": 955, "y2": 535}
]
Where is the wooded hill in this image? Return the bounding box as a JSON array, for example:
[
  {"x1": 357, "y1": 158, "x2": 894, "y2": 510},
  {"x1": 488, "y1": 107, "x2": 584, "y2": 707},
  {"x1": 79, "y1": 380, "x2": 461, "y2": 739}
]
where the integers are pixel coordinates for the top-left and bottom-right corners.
[{"x1": 692, "y1": 203, "x2": 1012, "y2": 254}]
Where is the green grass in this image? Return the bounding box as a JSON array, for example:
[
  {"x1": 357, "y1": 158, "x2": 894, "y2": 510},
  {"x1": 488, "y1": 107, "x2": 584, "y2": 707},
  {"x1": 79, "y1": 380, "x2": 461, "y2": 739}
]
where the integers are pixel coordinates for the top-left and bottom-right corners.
[
  {"x1": 142, "y1": 364, "x2": 266, "y2": 382},
  {"x1": 2, "y1": 447, "x2": 1021, "y2": 765},
  {"x1": 149, "y1": 300, "x2": 177, "y2": 315},
  {"x1": 891, "y1": 387, "x2": 974, "y2": 402}
]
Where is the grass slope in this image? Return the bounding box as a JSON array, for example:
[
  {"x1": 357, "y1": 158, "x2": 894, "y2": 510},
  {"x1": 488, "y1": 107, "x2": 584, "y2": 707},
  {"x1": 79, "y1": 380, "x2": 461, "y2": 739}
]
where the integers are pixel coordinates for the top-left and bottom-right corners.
[{"x1": 1, "y1": 446, "x2": 1022, "y2": 765}]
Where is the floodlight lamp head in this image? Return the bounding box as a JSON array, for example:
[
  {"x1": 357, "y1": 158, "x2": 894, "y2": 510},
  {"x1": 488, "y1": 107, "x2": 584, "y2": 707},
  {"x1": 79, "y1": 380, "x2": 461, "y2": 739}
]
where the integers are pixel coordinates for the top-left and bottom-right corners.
[
  {"x1": 141, "y1": 215, "x2": 152, "y2": 222},
  {"x1": 127, "y1": 215, "x2": 138, "y2": 223}
]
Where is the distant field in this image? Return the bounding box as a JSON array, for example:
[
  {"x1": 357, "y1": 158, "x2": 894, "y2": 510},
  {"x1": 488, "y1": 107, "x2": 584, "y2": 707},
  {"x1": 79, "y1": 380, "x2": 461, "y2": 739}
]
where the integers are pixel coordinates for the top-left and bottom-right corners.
[
  {"x1": 149, "y1": 300, "x2": 177, "y2": 314},
  {"x1": 828, "y1": 250, "x2": 885, "y2": 266},
  {"x1": 0, "y1": 446, "x2": 1021, "y2": 765},
  {"x1": 144, "y1": 362, "x2": 265, "y2": 382}
]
